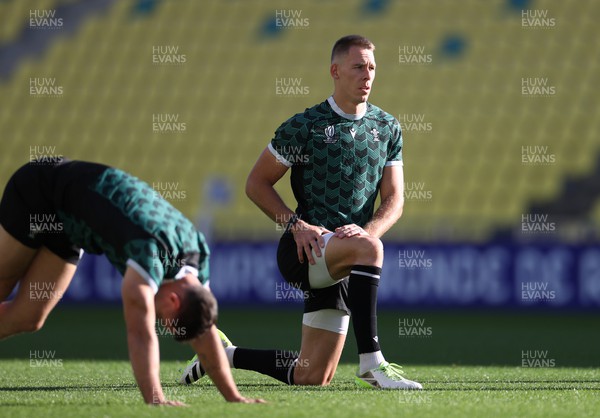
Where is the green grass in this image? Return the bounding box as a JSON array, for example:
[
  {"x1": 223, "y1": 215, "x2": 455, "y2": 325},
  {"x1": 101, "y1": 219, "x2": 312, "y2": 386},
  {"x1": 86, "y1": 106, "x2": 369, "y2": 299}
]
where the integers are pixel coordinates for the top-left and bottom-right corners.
[
  {"x1": 0, "y1": 362, "x2": 598, "y2": 418},
  {"x1": 0, "y1": 308, "x2": 599, "y2": 417}
]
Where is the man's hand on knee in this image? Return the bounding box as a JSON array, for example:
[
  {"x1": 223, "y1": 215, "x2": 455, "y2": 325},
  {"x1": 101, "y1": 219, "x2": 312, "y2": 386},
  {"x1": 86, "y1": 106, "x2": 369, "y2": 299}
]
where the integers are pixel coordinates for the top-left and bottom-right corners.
[
  {"x1": 334, "y1": 224, "x2": 369, "y2": 239},
  {"x1": 292, "y1": 221, "x2": 331, "y2": 264}
]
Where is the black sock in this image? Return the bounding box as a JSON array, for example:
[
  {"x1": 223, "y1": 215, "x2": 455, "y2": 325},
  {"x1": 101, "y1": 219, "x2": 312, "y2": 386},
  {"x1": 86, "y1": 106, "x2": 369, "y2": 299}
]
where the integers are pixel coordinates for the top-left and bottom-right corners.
[
  {"x1": 347, "y1": 265, "x2": 381, "y2": 354},
  {"x1": 233, "y1": 348, "x2": 297, "y2": 385}
]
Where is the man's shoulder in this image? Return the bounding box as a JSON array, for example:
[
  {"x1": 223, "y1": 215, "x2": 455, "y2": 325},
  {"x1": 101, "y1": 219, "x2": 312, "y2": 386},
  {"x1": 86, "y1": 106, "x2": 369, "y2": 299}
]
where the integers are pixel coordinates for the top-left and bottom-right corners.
[
  {"x1": 365, "y1": 102, "x2": 399, "y2": 126},
  {"x1": 282, "y1": 99, "x2": 332, "y2": 128}
]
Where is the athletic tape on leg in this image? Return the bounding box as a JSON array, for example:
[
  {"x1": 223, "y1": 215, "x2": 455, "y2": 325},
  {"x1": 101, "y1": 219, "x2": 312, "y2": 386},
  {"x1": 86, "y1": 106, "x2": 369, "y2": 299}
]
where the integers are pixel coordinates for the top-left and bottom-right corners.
[{"x1": 302, "y1": 309, "x2": 350, "y2": 335}]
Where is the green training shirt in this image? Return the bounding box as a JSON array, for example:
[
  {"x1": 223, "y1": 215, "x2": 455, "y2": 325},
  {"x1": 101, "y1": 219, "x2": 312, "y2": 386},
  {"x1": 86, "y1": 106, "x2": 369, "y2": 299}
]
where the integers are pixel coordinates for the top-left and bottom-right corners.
[
  {"x1": 50, "y1": 161, "x2": 209, "y2": 293},
  {"x1": 269, "y1": 96, "x2": 403, "y2": 230}
]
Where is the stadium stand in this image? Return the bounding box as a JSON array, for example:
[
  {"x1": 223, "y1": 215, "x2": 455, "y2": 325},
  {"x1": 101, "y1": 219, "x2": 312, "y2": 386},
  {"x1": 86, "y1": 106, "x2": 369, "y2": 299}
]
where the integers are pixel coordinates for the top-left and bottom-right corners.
[{"x1": 0, "y1": 0, "x2": 598, "y2": 242}]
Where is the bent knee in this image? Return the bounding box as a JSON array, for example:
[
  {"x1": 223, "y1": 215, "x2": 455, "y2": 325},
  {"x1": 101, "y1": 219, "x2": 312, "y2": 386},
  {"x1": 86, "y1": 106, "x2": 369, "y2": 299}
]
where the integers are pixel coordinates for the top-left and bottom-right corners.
[
  {"x1": 10, "y1": 311, "x2": 47, "y2": 333},
  {"x1": 351, "y1": 235, "x2": 383, "y2": 265},
  {"x1": 1, "y1": 303, "x2": 47, "y2": 334},
  {"x1": 294, "y1": 368, "x2": 334, "y2": 386},
  {"x1": 21, "y1": 317, "x2": 46, "y2": 333},
  {"x1": 295, "y1": 374, "x2": 333, "y2": 386}
]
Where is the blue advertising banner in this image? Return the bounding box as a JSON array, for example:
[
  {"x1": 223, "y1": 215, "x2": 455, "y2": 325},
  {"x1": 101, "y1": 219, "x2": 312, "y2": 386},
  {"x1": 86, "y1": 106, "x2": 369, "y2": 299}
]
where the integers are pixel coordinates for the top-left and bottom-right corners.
[{"x1": 58, "y1": 243, "x2": 600, "y2": 309}]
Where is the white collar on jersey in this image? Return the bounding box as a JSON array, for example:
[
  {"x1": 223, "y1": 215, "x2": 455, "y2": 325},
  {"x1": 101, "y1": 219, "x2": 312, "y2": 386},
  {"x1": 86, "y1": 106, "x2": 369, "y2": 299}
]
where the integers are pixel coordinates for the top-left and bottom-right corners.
[{"x1": 327, "y1": 96, "x2": 366, "y2": 121}]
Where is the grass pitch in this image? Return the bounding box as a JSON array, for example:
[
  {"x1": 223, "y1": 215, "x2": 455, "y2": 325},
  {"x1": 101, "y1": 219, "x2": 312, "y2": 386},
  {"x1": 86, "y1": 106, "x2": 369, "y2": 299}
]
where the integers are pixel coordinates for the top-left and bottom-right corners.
[
  {"x1": 0, "y1": 362, "x2": 598, "y2": 418},
  {"x1": 0, "y1": 308, "x2": 599, "y2": 417}
]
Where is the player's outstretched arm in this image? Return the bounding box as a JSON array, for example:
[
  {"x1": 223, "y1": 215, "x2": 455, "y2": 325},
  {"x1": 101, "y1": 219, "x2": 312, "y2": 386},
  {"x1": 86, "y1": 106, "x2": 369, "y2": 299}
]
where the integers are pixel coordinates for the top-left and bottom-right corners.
[
  {"x1": 363, "y1": 164, "x2": 405, "y2": 238},
  {"x1": 189, "y1": 325, "x2": 265, "y2": 404},
  {"x1": 122, "y1": 268, "x2": 185, "y2": 406}
]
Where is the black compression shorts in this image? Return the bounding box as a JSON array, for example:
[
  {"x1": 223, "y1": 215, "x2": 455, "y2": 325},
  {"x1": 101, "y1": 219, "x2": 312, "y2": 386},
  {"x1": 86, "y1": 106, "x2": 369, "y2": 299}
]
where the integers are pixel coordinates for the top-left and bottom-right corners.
[
  {"x1": 276, "y1": 232, "x2": 349, "y2": 315},
  {"x1": 0, "y1": 161, "x2": 81, "y2": 264}
]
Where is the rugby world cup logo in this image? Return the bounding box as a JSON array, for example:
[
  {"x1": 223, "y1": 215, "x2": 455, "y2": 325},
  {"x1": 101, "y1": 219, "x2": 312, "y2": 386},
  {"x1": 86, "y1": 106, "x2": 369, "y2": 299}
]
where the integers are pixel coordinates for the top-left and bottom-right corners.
[{"x1": 324, "y1": 124, "x2": 337, "y2": 143}]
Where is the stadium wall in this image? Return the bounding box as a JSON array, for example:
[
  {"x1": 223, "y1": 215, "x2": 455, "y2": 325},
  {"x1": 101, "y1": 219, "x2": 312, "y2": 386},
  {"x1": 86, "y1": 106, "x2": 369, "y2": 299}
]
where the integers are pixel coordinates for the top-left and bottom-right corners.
[{"x1": 56, "y1": 243, "x2": 600, "y2": 309}]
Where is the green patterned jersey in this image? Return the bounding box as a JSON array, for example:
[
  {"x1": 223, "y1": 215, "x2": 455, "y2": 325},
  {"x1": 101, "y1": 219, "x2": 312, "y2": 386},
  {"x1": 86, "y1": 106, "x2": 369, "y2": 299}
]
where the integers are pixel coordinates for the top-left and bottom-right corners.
[
  {"x1": 51, "y1": 161, "x2": 209, "y2": 293},
  {"x1": 269, "y1": 96, "x2": 403, "y2": 230}
]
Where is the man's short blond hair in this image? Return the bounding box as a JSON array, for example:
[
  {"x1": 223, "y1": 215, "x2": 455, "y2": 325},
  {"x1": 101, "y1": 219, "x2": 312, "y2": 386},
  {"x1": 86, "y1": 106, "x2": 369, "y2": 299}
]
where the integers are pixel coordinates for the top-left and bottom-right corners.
[{"x1": 331, "y1": 35, "x2": 375, "y2": 63}]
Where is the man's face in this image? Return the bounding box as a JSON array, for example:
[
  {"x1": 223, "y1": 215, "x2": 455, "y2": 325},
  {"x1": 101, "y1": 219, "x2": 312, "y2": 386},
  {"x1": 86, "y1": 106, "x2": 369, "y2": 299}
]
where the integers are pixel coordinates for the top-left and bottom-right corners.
[
  {"x1": 333, "y1": 46, "x2": 376, "y2": 105},
  {"x1": 154, "y1": 281, "x2": 179, "y2": 321}
]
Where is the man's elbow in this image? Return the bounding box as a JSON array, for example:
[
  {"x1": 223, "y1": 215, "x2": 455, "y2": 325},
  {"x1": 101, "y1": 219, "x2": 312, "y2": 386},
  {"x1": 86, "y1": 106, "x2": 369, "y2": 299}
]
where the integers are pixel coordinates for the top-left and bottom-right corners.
[
  {"x1": 395, "y1": 196, "x2": 405, "y2": 219},
  {"x1": 245, "y1": 175, "x2": 256, "y2": 201}
]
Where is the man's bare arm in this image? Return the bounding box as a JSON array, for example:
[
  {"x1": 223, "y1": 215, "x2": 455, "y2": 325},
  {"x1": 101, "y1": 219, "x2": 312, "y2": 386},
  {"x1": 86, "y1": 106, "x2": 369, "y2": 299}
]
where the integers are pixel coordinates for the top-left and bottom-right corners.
[
  {"x1": 363, "y1": 165, "x2": 405, "y2": 238},
  {"x1": 122, "y1": 268, "x2": 184, "y2": 406},
  {"x1": 245, "y1": 147, "x2": 294, "y2": 225},
  {"x1": 246, "y1": 147, "x2": 330, "y2": 264}
]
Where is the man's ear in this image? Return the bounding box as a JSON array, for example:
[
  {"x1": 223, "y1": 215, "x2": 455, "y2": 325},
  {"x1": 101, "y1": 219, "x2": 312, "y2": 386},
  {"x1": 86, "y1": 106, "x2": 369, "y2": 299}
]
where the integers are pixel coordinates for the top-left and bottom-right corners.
[
  {"x1": 330, "y1": 63, "x2": 339, "y2": 79},
  {"x1": 169, "y1": 291, "x2": 182, "y2": 311}
]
